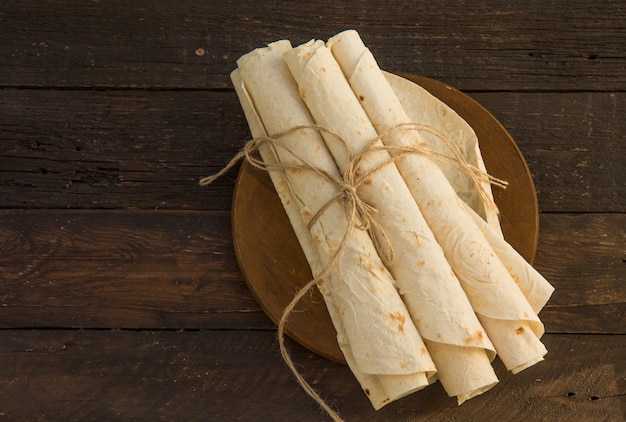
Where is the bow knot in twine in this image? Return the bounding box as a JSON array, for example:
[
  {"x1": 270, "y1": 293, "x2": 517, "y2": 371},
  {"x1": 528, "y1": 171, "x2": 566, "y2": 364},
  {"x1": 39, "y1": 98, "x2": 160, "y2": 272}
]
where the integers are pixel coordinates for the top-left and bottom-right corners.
[
  {"x1": 339, "y1": 181, "x2": 374, "y2": 231},
  {"x1": 308, "y1": 175, "x2": 377, "y2": 234}
]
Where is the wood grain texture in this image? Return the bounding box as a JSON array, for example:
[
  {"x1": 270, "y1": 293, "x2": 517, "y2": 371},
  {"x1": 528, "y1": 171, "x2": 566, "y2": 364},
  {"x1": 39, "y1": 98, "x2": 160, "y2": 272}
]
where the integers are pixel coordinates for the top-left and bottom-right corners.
[
  {"x1": 0, "y1": 209, "x2": 268, "y2": 329},
  {"x1": 0, "y1": 89, "x2": 248, "y2": 210},
  {"x1": 0, "y1": 210, "x2": 623, "y2": 334},
  {"x1": 471, "y1": 91, "x2": 626, "y2": 213},
  {"x1": 0, "y1": 330, "x2": 623, "y2": 421},
  {"x1": 1, "y1": 89, "x2": 623, "y2": 212},
  {"x1": 1, "y1": 1, "x2": 625, "y2": 90}
]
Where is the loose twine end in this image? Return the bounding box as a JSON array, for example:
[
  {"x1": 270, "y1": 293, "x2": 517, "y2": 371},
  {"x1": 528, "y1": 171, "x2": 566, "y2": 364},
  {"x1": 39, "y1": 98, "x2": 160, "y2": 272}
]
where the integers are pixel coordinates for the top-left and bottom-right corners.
[{"x1": 277, "y1": 278, "x2": 344, "y2": 422}]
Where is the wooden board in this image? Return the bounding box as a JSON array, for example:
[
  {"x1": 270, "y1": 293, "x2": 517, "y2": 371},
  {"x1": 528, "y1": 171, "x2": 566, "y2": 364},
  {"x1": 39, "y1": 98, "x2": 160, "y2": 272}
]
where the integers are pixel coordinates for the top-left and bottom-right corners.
[
  {"x1": 2, "y1": 2, "x2": 626, "y2": 91},
  {"x1": 0, "y1": 330, "x2": 623, "y2": 421},
  {"x1": 232, "y1": 74, "x2": 539, "y2": 363},
  {"x1": 0, "y1": 210, "x2": 623, "y2": 333},
  {"x1": 1, "y1": 89, "x2": 623, "y2": 212}
]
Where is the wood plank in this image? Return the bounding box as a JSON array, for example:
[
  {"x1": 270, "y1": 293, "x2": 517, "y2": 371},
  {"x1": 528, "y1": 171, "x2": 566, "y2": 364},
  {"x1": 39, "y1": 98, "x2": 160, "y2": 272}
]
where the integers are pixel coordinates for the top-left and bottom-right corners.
[
  {"x1": 1, "y1": 1, "x2": 626, "y2": 90},
  {"x1": 0, "y1": 210, "x2": 271, "y2": 330},
  {"x1": 536, "y1": 213, "x2": 626, "y2": 309},
  {"x1": 0, "y1": 210, "x2": 623, "y2": 333},
  {"x1": 0, "y1": 89, "x2": 249, "y2": 210},
  {"x1": 471, "y1": 91, "x2": 626, "y2": 213},
  {"x1": 535, "y1": 212, "x2": 626, "y2": 334},
  {"x1": 1, "y1": 89, "x2": 623, "y2": 212},
  {"x1": 0, "y1": 329, "x2": 623, "y2": 421}
]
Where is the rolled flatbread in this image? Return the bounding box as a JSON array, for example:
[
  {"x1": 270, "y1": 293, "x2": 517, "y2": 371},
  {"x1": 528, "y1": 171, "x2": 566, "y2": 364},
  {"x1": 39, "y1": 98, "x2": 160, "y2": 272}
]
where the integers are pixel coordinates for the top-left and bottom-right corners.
[
  {"x1": 284, "y1": 39, "x2": 499, "y2": 403},
  {"x1": 459, "y1": 199, "x2": 554, "y2": 313},
  {"x1": 232, "y1": 69, "x2": 430, "y2": 410},
  {"x1": 233, "y1": 41, "x2": 435, "y2": 407},
  {"x1": 327, "y1": 29, "x2": 547, "y2": 375},
  {"x1": 384, "y1": 72, "x2": 502, "y2": 236},
  {"x1": 384, "y1": 71, "x2": 554, "y2": 313}
]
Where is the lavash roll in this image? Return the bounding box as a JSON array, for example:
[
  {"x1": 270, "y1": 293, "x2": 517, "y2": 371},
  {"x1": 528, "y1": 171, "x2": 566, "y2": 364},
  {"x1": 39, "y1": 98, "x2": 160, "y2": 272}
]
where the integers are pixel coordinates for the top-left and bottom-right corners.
[
  {"x1": 327, "y1": 29, "x2": 547, "y2": 374},
  {"x1": 460, "y1": 199, "x2": 554, "y2": 313},
  {"x1": 383, "y1": 72, "x2": 502, "y2": 236},
  {"x1": 231, "y1": 68, "x2": 428, "y2": 410},
  {"x1": 233, "y1": 41, "x2": 435, "y2": 406},
  {"x1": 382, "y1": 71, "x2": 554, "y2": 313},
  {"x1": 284, "y1": 40, "x2": 499, "y2": 403}
]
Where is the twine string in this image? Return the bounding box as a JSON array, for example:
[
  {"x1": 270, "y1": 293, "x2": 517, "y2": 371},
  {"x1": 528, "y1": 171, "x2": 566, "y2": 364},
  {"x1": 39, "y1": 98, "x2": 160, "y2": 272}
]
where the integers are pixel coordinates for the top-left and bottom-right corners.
[
  {"x1": 200, "y1": 123, "x2": 507, "y2": 422},
  {"x1": 276, "y1": 277, "x2": 343, "y2": 421}
]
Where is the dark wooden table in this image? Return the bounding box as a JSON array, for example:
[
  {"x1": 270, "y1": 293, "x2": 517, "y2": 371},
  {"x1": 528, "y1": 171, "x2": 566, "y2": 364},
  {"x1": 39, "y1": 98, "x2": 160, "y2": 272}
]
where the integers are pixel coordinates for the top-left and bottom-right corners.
[{"x1": 1, "y1": 2, "x2": 624, "y2": 421}]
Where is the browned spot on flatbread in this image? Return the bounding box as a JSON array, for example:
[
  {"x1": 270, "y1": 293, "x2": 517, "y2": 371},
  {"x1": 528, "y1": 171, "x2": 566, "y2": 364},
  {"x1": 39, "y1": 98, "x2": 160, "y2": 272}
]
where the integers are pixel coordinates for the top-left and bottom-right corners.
[
  {"x1": 420, "y1": 347, "x2": 428, "y2": 356},
  {"x1": 359, "y1": 94, "x2": 365, "y2": 101},
  {"x1": 287, "y1": 167, "x2": 308, "y2": 175},
  {"x1": 389, "y1": 311, "x2": 406, "y2": 333},
  {"x1": 464, "y1": 330, "x2": 485, "y2": 345},
  {"x1": 516, "y1": 326, "x2": 525, "y2": 335}
]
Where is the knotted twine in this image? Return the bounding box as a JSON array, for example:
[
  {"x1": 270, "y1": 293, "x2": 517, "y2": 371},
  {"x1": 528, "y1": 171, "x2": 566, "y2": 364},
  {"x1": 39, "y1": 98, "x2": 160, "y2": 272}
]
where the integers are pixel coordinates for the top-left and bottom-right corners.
[{"x1": 200, "y1": 123, "x2": 508, "y2": 421}]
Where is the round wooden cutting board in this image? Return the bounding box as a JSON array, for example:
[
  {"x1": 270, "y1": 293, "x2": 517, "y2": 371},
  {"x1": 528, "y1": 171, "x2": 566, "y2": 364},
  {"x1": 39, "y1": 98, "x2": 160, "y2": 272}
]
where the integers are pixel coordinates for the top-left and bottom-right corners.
[{"x1": 231, "y1": 74, "x2": 539, "y2": 363}]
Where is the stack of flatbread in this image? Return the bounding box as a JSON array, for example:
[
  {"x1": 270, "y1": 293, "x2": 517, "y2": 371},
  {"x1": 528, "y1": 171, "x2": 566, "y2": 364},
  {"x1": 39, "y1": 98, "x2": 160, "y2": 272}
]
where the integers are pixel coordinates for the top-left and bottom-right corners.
[{"x1": 228, "y1": 29, "x2": 554, "y2": 411}]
